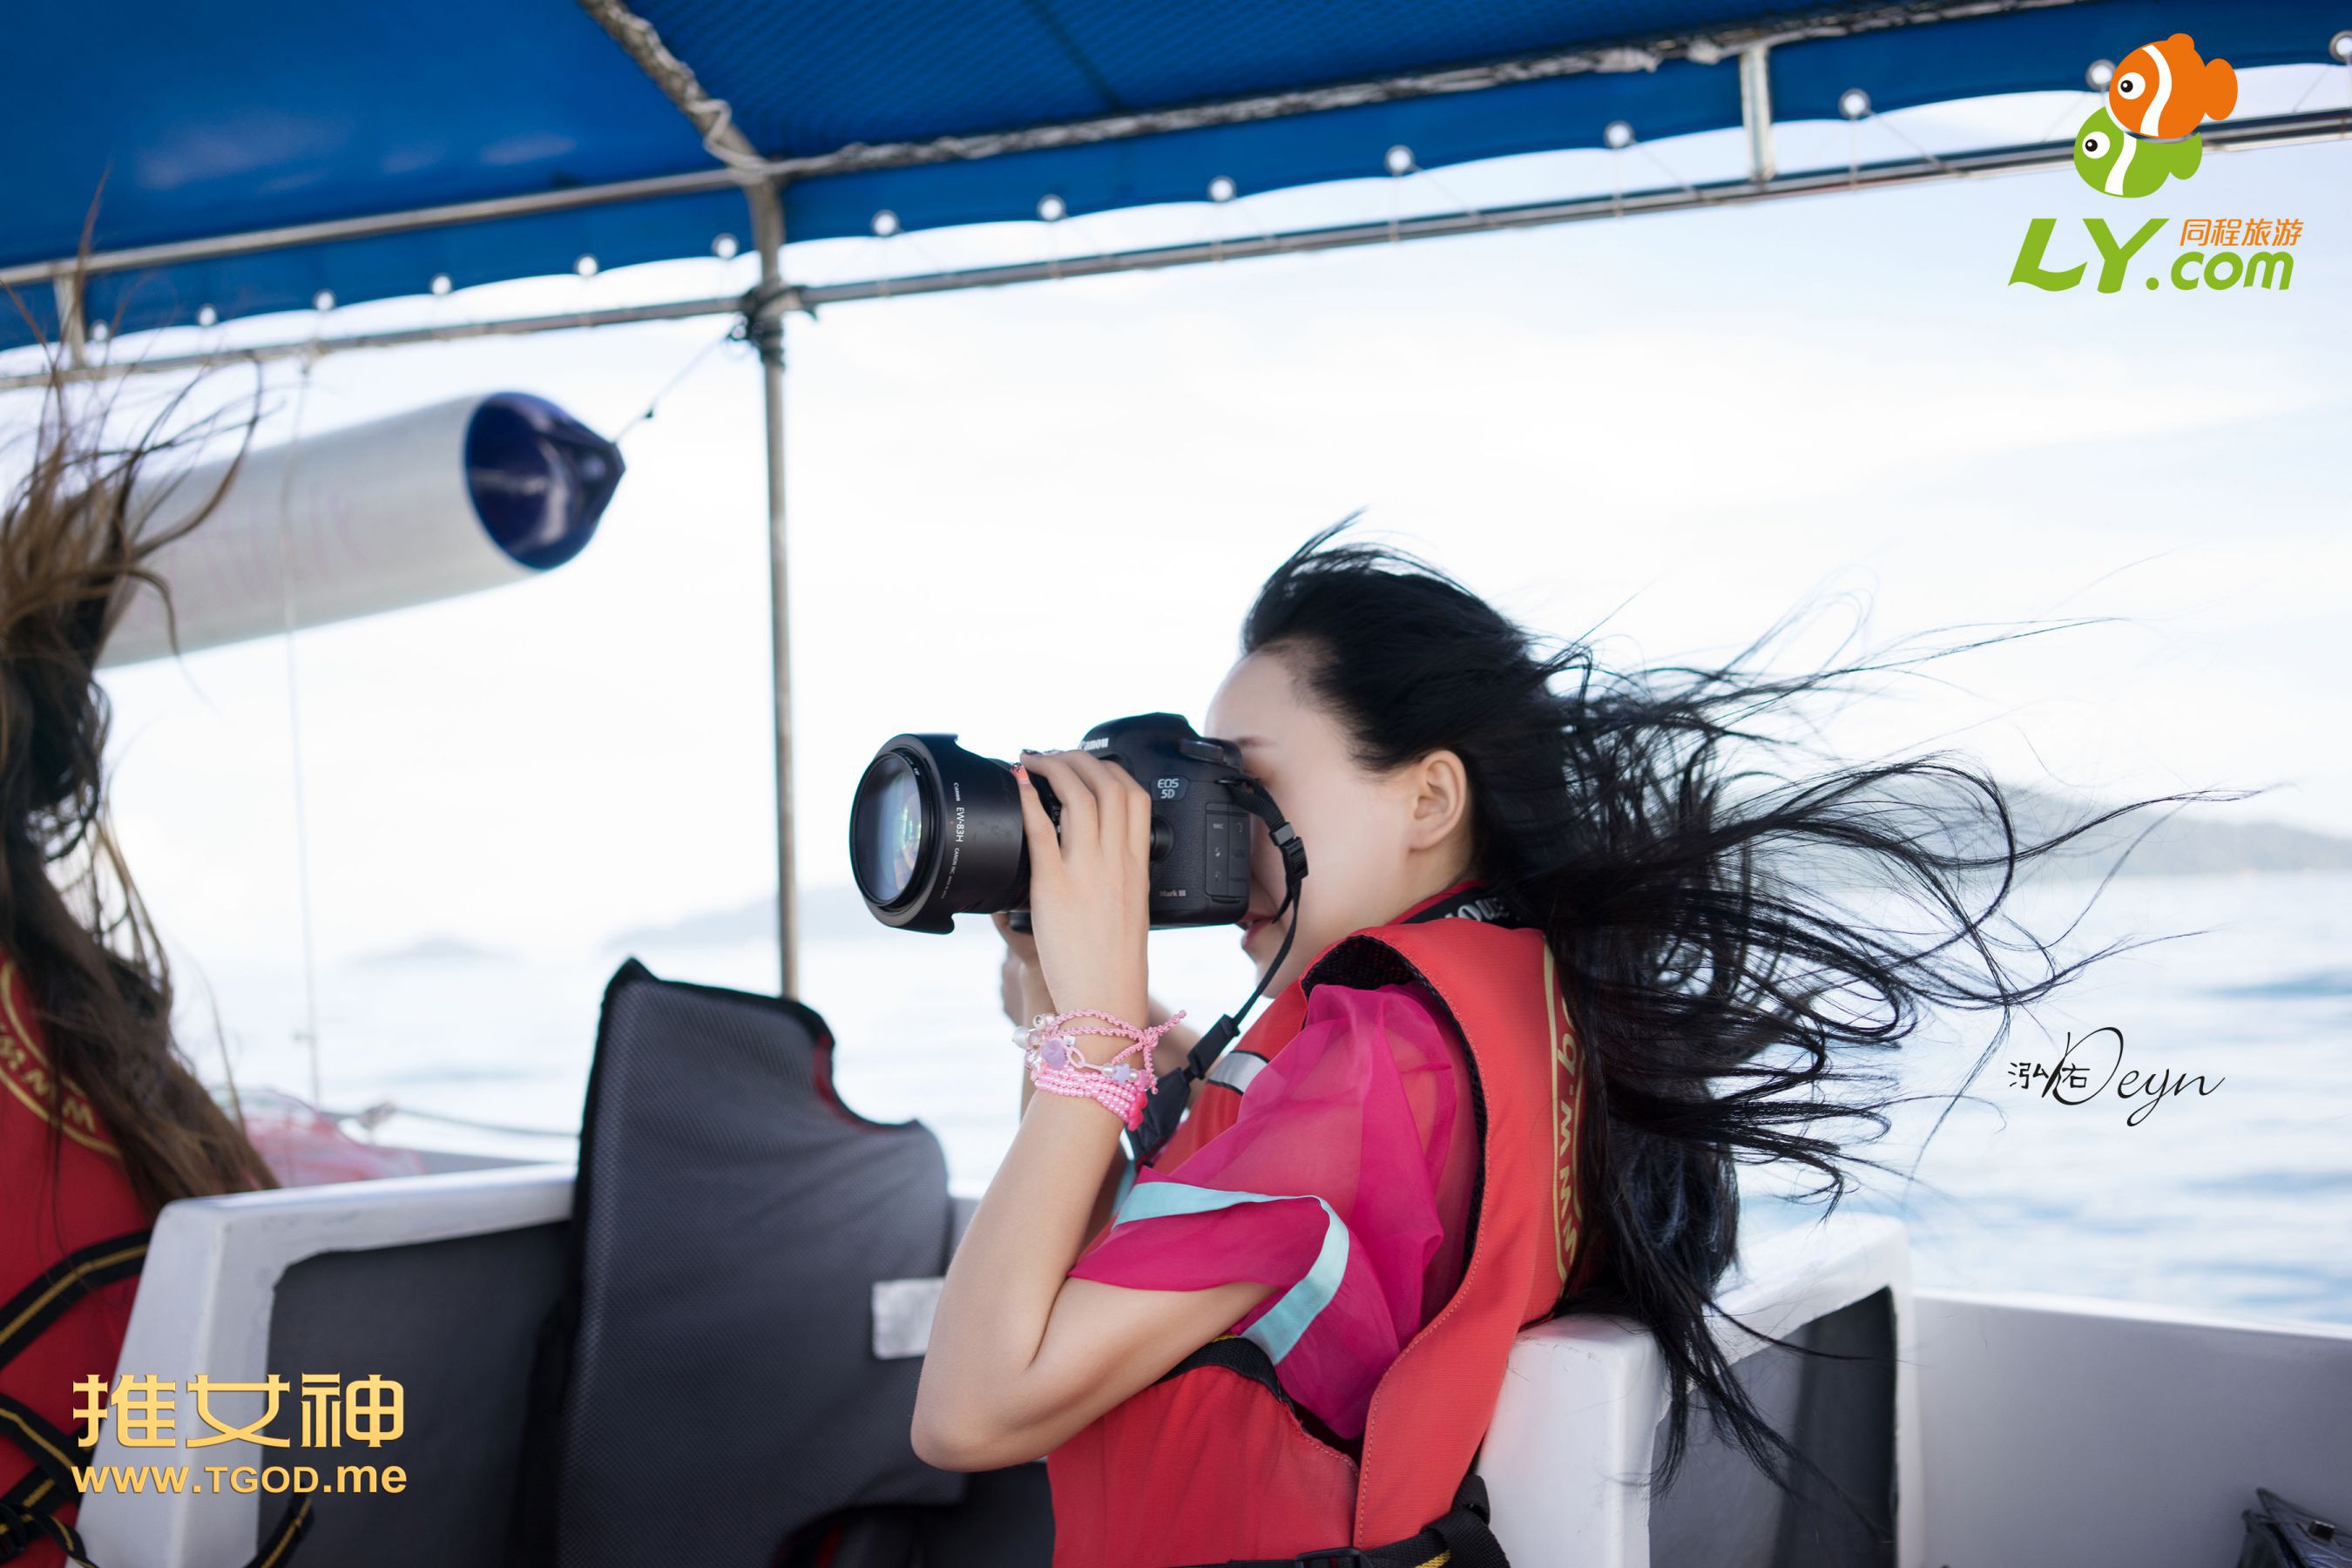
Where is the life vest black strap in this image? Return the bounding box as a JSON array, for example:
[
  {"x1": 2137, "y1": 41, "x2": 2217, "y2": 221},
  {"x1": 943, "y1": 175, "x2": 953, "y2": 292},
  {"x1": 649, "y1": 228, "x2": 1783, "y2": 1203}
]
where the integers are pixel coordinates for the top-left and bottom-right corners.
[
  {"x1": 1175, "y1": 1472, "x2": 1510, "y2": 1568},
  {"x1": 0, "y1": 1423, "x2": 312, "y2": 1568},
  {"x1": 1156, "y1": 1335, "x2": 1354, "y2": 1456},
  {"x1": 246, "y1": 1496, "x2": 314, "y2": 1568},
  {"x1": 0, "y1": 1392, "x2": 84, "y2": 1509},
  {"x1": 1396, "y1": 884, "x2": 1524, "y2": 929},
  {"x1": 0, "y1": 1233, "x2": 150, "y2": 1376},
  {"x1": 0, "y1": 1230, "x2": 313, "y2": 1567},
  {"x1": 0, "y1": 1488, "x2": 85, "y2": 1567},
  {"x1": 0, "y1": 1230, "x2": 147, "y2": 1565},
  {"x1": 0, "y1": 1389, "x2": 88, "y2": 1566}
]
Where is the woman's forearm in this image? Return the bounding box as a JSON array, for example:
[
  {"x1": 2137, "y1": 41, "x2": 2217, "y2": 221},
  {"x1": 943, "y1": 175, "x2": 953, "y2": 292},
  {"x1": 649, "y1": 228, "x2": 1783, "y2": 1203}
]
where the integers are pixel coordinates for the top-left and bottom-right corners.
[
  {"x1": 922, "y1": 1009, "x2": 1139, "y2": 1466},
  {"x1": 1014, "y1": 980, "x2": 1181, "y2": 1233}
]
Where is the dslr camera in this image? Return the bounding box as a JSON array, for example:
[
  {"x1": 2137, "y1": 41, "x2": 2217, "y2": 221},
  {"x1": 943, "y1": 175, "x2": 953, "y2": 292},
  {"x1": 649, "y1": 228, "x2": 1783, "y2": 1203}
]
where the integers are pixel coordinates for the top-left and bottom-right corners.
[{"x1": 849, "y1": 713, "x2": 1294, "y2": 934}]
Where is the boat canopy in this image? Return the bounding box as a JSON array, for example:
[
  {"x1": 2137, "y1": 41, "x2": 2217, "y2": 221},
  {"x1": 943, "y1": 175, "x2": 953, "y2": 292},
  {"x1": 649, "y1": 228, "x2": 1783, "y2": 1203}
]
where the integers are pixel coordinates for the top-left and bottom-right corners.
[
  {"x1": 6, "y1": 0, "x2": 2343, "y2": 991},
  {"x1": 2, "y1": 0, "x2": 2340, "y2": 349}
]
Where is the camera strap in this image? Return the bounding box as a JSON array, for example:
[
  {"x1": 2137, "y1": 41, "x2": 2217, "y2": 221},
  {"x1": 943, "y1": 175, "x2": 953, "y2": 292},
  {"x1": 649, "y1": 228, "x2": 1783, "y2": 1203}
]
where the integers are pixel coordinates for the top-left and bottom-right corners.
[{"x1": 1127, "y1": 778, "x2": 1308, "y2": 1164}]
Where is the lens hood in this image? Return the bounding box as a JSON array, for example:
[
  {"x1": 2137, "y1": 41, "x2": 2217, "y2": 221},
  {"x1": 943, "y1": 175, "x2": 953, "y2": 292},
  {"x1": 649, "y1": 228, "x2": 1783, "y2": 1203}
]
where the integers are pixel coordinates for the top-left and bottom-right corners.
[{"x1": 849, "y1": 733, "x2": 1037, "y2": 933}]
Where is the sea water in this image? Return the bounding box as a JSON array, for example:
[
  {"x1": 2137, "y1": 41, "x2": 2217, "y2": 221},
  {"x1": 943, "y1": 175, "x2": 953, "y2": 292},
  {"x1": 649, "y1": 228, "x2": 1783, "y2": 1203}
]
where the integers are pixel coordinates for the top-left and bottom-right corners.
[{"x1": 179, "y1": 869, "x2": 2352, "y2": 1326}]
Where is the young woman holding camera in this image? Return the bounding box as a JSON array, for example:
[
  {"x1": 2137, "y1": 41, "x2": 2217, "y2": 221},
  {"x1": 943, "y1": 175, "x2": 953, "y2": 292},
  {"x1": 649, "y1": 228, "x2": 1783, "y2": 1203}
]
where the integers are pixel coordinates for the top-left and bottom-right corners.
[{"x1": 914, "y1": 520, "x2": 2161, "y2": 1565}]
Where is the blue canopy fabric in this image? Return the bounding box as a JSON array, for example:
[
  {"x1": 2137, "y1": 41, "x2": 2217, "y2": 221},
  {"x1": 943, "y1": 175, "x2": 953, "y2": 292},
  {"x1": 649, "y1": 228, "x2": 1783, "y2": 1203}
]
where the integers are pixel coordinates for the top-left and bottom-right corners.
[{"x1": 3, "y1": 0, "x2": 2337, "y2": 349}]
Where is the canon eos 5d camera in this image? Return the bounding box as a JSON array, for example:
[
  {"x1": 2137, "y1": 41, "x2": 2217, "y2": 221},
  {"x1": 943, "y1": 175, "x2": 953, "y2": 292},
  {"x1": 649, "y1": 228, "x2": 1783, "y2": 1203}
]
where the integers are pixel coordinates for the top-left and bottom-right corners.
[{"x1": 849, "y1": 713, "x2": 1295, "y2": 934}]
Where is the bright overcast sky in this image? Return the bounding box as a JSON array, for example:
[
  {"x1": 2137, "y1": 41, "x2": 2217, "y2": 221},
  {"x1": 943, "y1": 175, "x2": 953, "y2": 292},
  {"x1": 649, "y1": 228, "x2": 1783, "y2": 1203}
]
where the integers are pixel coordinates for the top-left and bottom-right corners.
[{"x1": 9, "y1": 75, "x2": 2345, "y2": 983}]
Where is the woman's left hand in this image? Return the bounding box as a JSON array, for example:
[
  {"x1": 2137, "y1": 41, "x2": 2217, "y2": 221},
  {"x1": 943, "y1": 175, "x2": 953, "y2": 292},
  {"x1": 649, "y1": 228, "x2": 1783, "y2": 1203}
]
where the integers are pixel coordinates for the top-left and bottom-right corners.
[{"x1": 1012, "y1": 747, "x2": 1152, "y2": 1041}]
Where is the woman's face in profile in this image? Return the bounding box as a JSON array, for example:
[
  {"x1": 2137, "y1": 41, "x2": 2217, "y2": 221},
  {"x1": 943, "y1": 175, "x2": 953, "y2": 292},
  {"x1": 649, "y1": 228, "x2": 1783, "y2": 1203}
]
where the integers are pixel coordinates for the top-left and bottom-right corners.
[{"x1": 1206, "y1": 645, "x2": 1440, "y2": 996}]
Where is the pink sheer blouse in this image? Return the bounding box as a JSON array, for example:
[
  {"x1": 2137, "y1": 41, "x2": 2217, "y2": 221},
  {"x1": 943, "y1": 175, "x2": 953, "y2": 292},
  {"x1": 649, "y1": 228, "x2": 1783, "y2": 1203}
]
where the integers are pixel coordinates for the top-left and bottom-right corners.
[{"x1": 1067, "y1": 981, "x2": 1477, "y2": 1441}]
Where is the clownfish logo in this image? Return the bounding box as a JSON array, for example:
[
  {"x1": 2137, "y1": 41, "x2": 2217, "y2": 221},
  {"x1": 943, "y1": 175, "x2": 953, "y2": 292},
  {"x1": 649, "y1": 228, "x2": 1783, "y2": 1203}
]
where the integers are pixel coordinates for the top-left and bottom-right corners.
[
  {"x1": 2109, "y1": 33, "x2": 2240, "y2": 138},
  {"x1": 2073, "y1": 34, "x2": 2238, "y2": 197},
  {"x1": 2007, "y1": 31, "x2": 2301, "y2": 297}
]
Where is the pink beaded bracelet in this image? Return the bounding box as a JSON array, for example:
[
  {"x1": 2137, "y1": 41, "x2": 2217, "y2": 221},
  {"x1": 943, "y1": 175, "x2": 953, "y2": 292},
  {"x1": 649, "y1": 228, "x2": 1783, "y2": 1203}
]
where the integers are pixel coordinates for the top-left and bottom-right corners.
[{"x1": 1021, "y1": 1008, "x2": 1185, "y2": 1130}]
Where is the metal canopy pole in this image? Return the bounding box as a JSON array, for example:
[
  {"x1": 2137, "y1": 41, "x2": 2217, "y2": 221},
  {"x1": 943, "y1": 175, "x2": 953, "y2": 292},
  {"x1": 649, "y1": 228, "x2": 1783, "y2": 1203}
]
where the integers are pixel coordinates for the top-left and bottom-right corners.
[
  {"x1": 577, "y1": 0, "x2": 799, "y2": 993},
  {"x1": 51, "y1": 279, "x2": 86, "y2": 368},
  {"x1": 748, "y1": 186, "x2": 798, "y2": 999},
  {"x1": 1740, "y1": 45, "x2": 1778, "y2": 184}
]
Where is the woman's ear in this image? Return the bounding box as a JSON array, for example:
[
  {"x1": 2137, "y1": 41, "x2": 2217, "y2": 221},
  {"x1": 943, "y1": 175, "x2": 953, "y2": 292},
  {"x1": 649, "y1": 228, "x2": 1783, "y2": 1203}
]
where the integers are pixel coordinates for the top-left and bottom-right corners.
[{"x1": 1403, "y1": 748, "x2": 1471, "y2": 852}]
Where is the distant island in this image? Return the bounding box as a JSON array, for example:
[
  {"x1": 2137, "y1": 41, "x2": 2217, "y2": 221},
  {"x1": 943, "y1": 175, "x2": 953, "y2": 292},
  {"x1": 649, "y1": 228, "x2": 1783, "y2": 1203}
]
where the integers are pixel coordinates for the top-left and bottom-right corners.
[
  {"x1": 606, "y1": 882, "x2": 879, "y2": 950},
  {"x1": 355, "y1": 934, "x2": 512, "y2": 966},
  {"x1": 1987, "y1": 786, "x2": 2352, "y2": 880},
  {"x1": 599, "y1": 792, "x2": 2352, "y2": 951}
]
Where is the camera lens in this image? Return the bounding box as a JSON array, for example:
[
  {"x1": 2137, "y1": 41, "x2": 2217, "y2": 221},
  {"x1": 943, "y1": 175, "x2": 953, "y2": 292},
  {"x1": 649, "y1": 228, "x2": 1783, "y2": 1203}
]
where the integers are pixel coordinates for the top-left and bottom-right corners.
[
  {"x1": 850, "y1": 716, "x2": 1274, "y2": 935},
  {"x1": 849, "y1": 750, "x2": 929, "y2": 907},
  {"x1": 849, "y1": 733, "x2": 1037, "y2": 933}
]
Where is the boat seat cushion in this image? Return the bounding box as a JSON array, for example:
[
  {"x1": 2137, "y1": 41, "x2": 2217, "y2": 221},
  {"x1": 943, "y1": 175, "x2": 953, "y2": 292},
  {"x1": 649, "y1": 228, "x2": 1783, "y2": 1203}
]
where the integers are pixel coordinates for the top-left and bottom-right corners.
[{"x1": 510, "y1": 959, "x2": 964, "y2": 1566}]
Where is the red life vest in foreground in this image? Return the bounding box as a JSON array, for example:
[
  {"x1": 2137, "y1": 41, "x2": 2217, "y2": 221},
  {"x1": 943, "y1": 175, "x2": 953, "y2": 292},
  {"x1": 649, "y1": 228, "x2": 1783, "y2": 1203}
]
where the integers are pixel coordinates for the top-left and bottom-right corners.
[
  {"x1": 0, "y1": 956, "x2": 149, "y2": 1567},
  {"x1": 0, "y1": 957, "x2": 311, "y2": 1567},
  {"x1": 1048, "y1": 881, "x2": 1604, "y2": 1565}
]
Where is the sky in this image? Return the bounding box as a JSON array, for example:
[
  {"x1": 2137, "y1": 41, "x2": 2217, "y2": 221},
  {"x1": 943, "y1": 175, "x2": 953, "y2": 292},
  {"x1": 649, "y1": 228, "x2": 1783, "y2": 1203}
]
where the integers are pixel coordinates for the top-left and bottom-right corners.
[{"x1": 4, "y1": 69, "x2": 2346, "y2": 997}]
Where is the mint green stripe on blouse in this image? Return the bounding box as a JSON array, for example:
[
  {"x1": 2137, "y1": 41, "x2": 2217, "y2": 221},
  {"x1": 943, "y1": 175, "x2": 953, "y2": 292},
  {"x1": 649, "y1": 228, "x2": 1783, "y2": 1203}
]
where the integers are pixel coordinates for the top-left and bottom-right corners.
[{"x1": 1109, "y1": 1179, "x2": 1352, "y2": 1363}]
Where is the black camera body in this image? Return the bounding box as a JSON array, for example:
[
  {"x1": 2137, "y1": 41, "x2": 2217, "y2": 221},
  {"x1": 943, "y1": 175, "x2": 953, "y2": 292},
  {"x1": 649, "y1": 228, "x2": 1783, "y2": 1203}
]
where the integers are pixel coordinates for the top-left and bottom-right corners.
[{"x1": 851, "y1": 713, "x2": 1264, "y2": 934}]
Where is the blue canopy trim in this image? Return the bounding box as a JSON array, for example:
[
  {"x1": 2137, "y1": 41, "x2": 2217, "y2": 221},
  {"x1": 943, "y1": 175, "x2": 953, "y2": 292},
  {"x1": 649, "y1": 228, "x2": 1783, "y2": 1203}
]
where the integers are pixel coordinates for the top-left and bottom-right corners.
[{"x1": 3, "y1": 0, "x2": 2338, "y2": 351}]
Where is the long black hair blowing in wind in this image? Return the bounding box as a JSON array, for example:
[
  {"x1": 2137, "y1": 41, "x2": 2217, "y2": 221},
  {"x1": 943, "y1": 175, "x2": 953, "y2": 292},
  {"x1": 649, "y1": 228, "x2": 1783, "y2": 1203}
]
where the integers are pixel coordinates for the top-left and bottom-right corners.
[{"x1": 1240, "y1": 517, "x2": 2188, "y2": 1515}]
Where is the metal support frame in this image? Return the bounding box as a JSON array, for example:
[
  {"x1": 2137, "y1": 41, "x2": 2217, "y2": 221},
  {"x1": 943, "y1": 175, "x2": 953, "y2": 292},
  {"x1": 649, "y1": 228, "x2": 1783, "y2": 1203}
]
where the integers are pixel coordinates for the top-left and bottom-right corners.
[
  {"x1": 10, "y1": 103, "x2": 2341, "y2": 396},
  {"x1": 747, "y1": 185, "x2": 797, "y2": 1000},
  {"x1": 0, "y1": 0, "x2": 2099, "y2": 295},
  {"x1": 1740, "y1": 44, "x2": 1778, "y2": 183},
  {"x1": 51, "y1": 278, "x2": 84, "y2": 367}
]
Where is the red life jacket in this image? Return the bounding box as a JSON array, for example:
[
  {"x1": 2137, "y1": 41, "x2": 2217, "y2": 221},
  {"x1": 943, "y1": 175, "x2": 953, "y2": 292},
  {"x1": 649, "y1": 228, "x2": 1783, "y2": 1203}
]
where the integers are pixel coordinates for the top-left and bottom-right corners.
[
  {"x1": 0, "y1": 956, "x2": 149, "y2": 1567},
  {"x1": 1047, "y1": 880, "x2": 1604, "y2": 1565},
  {"x1": 0, "y1": 956, "x2": 312, "y2": 1568}
]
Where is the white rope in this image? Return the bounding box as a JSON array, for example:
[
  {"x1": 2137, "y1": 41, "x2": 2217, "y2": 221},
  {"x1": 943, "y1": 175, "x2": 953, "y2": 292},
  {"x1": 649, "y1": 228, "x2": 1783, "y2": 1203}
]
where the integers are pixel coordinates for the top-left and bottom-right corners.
[
  {"x1": 1204, "y1": 183, "x2": 1281, "y2": 264},
  {"x1": 2282, "y1": 57, "x2": 2344, "y2": 117},
  {"x1": 609, "y1": 321, "x2": 740, "y2": 444},
  {"x1": 2034, "y1": 89, "x2": 2097, "y2": 144},
  {"x1": 573, "y1": 0, "x2": 772, "y2": 179},
  {"x1": 275, "y1": 362, "x2": 325, "y2": 1105},
  {"x1": 1638, "y1": 141, "x2": 1709, "y2": 200},
  {"x1": 335, "y1": 1099, "x2": 578, "y2": 1140},
  {"x1": 1869, "y1": 111, "x2": 1951, "y2": 170},
  {"x1": 1417, "y1": 168, "x2": 1497, "y2": 231}
]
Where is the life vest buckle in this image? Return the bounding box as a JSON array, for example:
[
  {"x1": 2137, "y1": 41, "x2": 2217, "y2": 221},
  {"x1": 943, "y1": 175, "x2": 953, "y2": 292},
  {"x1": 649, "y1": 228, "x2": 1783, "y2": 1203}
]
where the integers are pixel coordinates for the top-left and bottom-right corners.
[{"x1": 2, "y1": 1505, "x2": 38, "y2": 1556}]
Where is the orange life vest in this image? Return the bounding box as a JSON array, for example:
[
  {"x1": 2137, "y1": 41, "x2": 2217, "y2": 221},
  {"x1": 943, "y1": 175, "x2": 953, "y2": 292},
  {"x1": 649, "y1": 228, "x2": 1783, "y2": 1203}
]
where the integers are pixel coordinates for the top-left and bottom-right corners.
[{"x1": 1047, "y1": 881, "x2": 1603, "y2": 1565}]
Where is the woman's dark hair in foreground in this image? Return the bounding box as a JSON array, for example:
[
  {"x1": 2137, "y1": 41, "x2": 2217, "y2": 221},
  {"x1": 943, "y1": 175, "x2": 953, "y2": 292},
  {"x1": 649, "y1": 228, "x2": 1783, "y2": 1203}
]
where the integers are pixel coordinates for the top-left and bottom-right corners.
[
  {"x1": 1242, "y1": 517, "x2": 2206, "y2": 1524},
  {"x1": 0, "y1": 331, "x2": 276, "y2": 1213}
]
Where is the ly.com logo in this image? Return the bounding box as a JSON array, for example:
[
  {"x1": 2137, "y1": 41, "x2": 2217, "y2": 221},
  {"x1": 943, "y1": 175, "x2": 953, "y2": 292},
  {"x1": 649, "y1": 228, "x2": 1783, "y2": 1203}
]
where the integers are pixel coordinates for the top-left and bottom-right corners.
[
  {"x1": 2011, "y1": 30, "x2": 2304, "y2": 295},
  {"x1": 2074, "y1": 33, "x2": 2237, "y2": 196}
]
